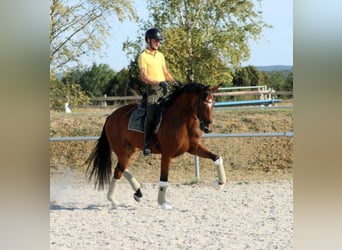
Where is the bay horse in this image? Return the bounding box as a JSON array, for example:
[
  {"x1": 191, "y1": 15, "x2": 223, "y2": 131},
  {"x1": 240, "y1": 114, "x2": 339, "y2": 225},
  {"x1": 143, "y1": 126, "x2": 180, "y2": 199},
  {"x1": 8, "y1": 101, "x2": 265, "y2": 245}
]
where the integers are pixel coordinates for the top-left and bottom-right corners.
[{"x1": 86, "y1": 82, "x2": 226, "y2": 209}]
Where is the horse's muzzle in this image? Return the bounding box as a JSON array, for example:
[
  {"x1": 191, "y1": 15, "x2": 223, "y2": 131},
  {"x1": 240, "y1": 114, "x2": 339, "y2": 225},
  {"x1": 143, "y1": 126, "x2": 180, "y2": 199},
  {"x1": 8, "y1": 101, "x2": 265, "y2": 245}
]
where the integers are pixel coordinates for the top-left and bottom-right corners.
[{"x1": 200, "y1": 121, "x2": 212, "y2": 133}]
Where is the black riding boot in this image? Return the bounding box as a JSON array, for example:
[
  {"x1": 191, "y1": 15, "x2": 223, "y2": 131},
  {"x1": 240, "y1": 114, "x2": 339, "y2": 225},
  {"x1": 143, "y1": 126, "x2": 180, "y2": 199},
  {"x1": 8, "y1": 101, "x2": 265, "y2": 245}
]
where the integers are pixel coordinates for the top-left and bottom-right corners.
[{"x1": 143, "y1": 116, "x2": 153, "y2": 156}]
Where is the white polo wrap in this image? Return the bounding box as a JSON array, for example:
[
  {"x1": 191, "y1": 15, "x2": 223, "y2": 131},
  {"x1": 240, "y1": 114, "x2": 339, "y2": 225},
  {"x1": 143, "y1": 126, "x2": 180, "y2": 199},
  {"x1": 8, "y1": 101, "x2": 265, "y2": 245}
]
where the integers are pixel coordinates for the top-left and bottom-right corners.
[
  {"x1": 123, "y1": 170, "x2": 140, "y2": 191},
  {"x1": 107, "y1": 178, "x2": 120, "y2": 203},
  {"x1": 214, "y1": 156, "x2": 226, "y2": 184},
  {"x1": 157, "y1": 182, "x2": 168, "y2": 205}
]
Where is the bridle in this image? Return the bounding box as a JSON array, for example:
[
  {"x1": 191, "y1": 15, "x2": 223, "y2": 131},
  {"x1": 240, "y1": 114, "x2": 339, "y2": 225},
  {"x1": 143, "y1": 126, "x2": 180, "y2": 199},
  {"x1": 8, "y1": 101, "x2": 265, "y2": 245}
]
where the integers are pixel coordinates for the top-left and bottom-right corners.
[{"x1": 195, "y1": 92, "x2": 215, "y2": 132}]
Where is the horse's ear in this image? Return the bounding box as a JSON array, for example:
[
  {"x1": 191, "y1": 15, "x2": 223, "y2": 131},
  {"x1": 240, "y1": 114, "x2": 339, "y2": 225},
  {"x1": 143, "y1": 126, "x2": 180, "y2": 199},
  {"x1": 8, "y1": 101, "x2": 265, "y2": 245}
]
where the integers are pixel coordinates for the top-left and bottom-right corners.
[
  {"x1": 211, "y1": 85, "x2": 220, "y2": 93},
  {"x1": 204, "y1": 85, "x2": 211, "y2": 90},
  {"x1": 201, "y1": 85, "x2": 211, "y2": 97}
]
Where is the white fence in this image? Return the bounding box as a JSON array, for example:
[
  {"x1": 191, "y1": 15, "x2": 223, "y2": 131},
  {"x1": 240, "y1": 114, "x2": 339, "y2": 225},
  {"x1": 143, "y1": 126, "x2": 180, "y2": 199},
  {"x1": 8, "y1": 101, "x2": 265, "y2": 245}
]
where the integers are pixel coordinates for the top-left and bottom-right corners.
[{"x1": 91, "y1": 86, "x2": 292, "y2": 107}]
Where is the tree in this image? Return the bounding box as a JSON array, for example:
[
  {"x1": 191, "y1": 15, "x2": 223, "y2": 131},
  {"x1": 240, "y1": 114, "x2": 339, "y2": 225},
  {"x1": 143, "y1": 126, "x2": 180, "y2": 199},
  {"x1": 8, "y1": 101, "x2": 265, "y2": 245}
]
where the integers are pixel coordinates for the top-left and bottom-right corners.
[
  {"x1": 124, "y1": 0, "x2": 270, "y2": 85},
  {"x1": 105, "y1": 68, "x2": 130, "y2": 96},
  {"x1": 233, "y1": 65, "x2": 264, "y2": 87},
  {"x1": 264, "y1": 71, "x2": 286, "y2": 90},
  {"x1": 61, "y1": 65, "x2": 86, "y2": 85},
  {"x1": 50, "y1": 0, "x2": 137, "y2": 71},
  {"x1": 75, "y1": 63, "x2": 116, "y2": 96},
  {"x1": 50, "y1": 71, "x2": 91, "y2": 109},
  {"x1": 284, "y1": 71, "x2": 293, "y2": 91}
]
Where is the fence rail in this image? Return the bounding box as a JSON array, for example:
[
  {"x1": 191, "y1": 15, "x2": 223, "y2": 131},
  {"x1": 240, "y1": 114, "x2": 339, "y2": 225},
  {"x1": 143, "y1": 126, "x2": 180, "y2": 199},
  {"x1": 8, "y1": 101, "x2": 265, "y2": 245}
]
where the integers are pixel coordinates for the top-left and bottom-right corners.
[
  {"x1": 50, "y1": 131, "x2": 293, "y2": 180},
  {"x1": 91, "y1": 89, "x2": 293, "y2": 106}
]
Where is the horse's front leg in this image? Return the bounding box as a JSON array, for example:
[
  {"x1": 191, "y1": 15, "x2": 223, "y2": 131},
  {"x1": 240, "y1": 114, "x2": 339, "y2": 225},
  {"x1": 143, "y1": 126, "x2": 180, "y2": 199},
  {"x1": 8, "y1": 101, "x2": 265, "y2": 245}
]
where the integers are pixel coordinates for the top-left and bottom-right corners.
[
  {"x1": 158, "y1": 155, "x2": 173, "y2": 209},
  {"x1": 190, "y1": 143, "x2": 227, "y2": 190}
]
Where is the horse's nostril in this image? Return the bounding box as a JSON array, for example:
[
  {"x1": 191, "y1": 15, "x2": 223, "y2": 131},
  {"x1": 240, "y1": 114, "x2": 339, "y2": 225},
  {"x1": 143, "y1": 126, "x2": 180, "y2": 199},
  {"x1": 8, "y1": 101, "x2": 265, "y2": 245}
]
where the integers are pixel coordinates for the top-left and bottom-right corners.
[{"x1": 204, "y1": 127, "x2": 212, "y2": 133}]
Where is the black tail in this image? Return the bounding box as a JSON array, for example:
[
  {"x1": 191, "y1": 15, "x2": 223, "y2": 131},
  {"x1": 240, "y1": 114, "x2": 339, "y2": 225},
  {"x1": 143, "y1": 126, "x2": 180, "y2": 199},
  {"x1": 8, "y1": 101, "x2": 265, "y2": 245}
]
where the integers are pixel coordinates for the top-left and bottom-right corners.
[{"x1": 86, "y1": 120, "x2": 112, "y2": 190}]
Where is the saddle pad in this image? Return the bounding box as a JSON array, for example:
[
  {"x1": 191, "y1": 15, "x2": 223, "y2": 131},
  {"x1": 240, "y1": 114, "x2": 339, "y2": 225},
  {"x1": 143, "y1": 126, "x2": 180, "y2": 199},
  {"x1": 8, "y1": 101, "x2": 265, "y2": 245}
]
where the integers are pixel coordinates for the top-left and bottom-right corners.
[
  {"x1": 128, "y1": 105, "x2": 162, "y2": 134},
  {"x1": 128, "y1": 106, "x2": 145, "y2": 133}
]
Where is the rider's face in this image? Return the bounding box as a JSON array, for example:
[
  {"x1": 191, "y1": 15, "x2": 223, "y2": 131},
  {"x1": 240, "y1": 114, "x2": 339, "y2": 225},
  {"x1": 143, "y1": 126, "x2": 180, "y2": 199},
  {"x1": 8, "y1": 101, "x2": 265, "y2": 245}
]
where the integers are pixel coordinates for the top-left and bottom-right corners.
[{"x1": 148, "y1": 38, "x2": 161, "y2": 51}]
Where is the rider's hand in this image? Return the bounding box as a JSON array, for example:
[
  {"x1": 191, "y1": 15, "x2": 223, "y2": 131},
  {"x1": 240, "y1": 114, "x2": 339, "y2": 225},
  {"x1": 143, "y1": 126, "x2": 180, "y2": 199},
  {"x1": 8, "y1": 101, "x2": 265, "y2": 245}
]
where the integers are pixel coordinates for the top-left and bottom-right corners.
[
  {"x1": 159, "y1": 81, "x2": 168, "y2": 95},
  {"x1": 159, "y1": 81, "x2": 168, "y2": 88}
]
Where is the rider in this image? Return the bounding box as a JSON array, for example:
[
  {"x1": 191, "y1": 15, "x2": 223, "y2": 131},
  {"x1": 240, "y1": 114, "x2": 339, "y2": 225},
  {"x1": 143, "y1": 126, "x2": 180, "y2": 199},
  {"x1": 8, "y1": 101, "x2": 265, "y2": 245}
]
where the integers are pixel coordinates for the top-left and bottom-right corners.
[{"x1": 138, "y1": 28, "x2": 177, "y2": 156}]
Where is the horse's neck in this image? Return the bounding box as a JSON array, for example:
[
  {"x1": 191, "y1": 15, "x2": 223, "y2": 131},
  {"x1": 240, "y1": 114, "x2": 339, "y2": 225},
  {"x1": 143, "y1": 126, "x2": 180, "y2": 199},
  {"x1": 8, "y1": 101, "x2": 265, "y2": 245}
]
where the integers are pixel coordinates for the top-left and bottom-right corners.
[{"x1": 167, "y1": 94, "x2": 197, "y2": 124}]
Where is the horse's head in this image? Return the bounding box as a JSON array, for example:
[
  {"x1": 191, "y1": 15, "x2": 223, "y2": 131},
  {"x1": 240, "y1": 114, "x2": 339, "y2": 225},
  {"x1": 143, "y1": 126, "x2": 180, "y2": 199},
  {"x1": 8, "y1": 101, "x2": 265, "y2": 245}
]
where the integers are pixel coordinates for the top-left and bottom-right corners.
[
  {"x1": 162, "y1": 83, "x2": 219, "y2": 133},
  {"x1": 196, "y1": 85, "x2": 220, "y2": 133}
]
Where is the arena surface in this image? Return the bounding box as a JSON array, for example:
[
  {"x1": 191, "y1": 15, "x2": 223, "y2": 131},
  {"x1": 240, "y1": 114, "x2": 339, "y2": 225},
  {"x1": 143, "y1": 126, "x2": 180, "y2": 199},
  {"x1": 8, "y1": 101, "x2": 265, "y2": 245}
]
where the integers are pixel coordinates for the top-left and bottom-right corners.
[{"x1": 50, "y1": 169, "x2": 293, "y2": 249}]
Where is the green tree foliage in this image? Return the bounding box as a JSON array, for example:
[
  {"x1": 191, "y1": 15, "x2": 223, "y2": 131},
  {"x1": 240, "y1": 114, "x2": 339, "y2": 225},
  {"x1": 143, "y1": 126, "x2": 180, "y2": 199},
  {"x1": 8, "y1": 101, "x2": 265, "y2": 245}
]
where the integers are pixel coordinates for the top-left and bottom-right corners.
[
  {"x1": 124, "y1": 0, "x2": 270, "y2": 85},
  {"x1": 61, "y1": 65, "x2": 85, "y2": 85},
  {"x1": 127, "y1": 57, "x2": 145, "y2": 95},
  {"x1": 284, "y1": 71, "x2": 293, "y2": 91},
  {"x1": 73, "y1": 63, "x2": 116, "y2": 96},
  {"x1": 50, "y1": 71, "x2": 91, "y2": 109},
  {"x1": 232, "y1": 65, "x2": 264, "y2": 87},
  {"x1": 263, "y1": 71, "x2": 286, "y2": 90},
  {"x1": 104, "y1": 67, "x2": 144, "y2": 100},
  {"x1": 233, "y1": 67, "x2": 293, "y2": 92},
  {"x1": 50, "y1": 0, "x2": 137, "y2": 71},
  {"x1": 105, "y1": 68, "x2": 130, "y2": 96}
]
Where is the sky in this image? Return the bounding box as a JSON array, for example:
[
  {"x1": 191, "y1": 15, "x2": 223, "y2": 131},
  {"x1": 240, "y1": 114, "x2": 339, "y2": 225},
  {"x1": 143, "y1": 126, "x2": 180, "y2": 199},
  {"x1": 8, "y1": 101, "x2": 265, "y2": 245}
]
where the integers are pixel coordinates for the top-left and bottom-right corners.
[{"x1": 83, "y1": 0, "x2": 293, "y2": 71}]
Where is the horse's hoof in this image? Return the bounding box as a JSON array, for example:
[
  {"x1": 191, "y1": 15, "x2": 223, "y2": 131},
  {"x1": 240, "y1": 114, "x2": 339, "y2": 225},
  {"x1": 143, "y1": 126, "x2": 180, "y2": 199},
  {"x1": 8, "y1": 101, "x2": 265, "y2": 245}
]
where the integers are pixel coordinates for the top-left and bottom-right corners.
[
  {"x1": 109, "y1": 199, "x2": 120, "y2": 208},
  {"x1": 133, "y1": 189, "x2": 143, "y2": 202},
  {"x1": 160, "y1": 201, "x2": 172, "y2": 210},
  {"x1": 212, "y1": 178, "x2": 225, "y2": 190},
  {"x1": 134, "y1": 194, "x2": 142, "y2": 202}
]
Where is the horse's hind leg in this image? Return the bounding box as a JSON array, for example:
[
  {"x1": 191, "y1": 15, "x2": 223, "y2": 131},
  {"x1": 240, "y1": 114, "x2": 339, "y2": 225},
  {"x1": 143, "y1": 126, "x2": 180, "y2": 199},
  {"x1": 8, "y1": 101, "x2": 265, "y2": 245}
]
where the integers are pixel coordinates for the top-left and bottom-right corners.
[
  {"x1": 107, "y1": 149, "x2": 143, "y2": 206},
  {"x1": 123, "y1": 169, "x2": 143, "y2": 202},
  {"x1": 107, "y1": 170, "x2": 120, "y2": 206}
]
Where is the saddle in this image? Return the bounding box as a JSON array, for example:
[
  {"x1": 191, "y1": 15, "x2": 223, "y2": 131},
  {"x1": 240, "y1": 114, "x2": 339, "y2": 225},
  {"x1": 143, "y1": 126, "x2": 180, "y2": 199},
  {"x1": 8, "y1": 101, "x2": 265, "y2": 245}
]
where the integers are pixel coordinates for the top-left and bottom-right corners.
[{"x1": 128, "y1": 96, "x2": 164, "y2": 134}]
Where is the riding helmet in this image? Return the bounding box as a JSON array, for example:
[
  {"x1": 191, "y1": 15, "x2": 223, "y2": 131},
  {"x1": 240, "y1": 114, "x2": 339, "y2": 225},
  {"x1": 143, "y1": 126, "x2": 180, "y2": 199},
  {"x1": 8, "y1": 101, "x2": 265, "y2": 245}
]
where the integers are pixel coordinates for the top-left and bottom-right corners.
[{"x1": 145, "y1": 28, "x2": 164, "y2": 42}]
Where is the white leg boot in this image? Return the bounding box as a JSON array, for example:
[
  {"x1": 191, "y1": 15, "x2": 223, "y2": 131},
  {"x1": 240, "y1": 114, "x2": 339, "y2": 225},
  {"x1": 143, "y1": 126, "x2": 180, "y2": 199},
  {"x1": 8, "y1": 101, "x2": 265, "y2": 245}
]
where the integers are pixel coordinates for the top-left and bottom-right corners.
[
  {"x1": 107, "y1": 178, "x2": 120, "y2": 207},
  {"x1": 123, "y1": 170, "x2": 142, "y2": 202},
  {"x1": 158, "y1": 181, "x2": 172, "y2": 209},
  {"x1": 212, "y1": 156, "x2": 226, "y2": 190}
]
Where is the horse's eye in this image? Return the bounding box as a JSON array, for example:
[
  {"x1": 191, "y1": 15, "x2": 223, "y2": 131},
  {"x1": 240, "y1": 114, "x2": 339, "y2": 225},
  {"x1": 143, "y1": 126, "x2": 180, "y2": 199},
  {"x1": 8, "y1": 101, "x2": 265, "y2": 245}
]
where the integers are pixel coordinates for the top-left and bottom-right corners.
[{"x1": 203, "y1": 98, "x2": 214, "y2": 107}]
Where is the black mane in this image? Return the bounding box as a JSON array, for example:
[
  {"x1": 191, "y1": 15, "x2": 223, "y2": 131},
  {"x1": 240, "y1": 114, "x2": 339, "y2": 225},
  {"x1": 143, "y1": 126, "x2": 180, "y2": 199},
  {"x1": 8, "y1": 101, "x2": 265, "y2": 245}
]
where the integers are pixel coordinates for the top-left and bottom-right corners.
[{"x1": 160, "y1": 82, "x2": 209, "y2": 108}]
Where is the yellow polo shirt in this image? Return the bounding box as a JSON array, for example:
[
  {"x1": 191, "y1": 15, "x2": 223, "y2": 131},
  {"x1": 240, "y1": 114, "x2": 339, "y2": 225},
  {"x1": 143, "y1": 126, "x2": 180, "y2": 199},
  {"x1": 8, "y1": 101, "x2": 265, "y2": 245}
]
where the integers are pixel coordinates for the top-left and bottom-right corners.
[{"x1": 138, "y1": 49, "x2": 166, "y2": 82}]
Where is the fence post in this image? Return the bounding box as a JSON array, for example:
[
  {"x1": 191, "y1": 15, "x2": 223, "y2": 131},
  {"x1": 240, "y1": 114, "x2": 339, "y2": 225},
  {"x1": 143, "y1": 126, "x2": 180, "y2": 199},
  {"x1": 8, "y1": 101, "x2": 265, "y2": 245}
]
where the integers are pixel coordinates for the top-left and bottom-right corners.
[
  {"x1": 268, "y1": 88, "x2": 272, "y2": 100},
  {"x1": 103, "y1": 94, "x2": 107, "y2": 107}
]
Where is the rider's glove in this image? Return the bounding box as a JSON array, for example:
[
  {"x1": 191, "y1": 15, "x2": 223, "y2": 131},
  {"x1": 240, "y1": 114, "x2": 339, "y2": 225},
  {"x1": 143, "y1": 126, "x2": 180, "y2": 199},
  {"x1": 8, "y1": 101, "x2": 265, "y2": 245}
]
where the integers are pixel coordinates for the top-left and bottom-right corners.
[{"x1": 159, "y1": 81, "x2": 168, "y2": 95}]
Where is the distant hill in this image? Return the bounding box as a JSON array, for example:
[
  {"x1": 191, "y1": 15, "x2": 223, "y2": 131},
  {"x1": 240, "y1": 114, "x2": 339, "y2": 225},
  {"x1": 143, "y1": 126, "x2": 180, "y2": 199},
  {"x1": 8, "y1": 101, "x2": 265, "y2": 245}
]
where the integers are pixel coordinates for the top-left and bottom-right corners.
[{"x1": 256, "y1": 65, "x2": 293, "y2": 72}]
